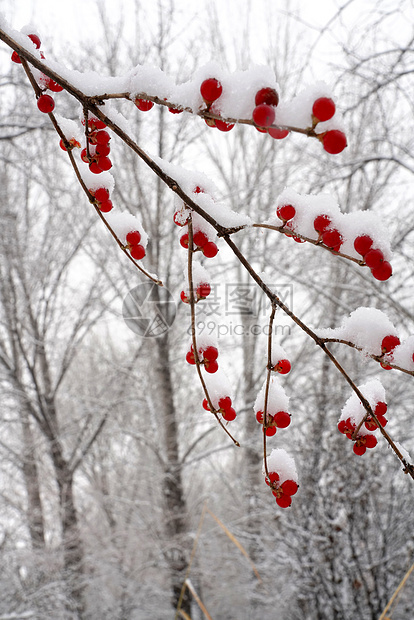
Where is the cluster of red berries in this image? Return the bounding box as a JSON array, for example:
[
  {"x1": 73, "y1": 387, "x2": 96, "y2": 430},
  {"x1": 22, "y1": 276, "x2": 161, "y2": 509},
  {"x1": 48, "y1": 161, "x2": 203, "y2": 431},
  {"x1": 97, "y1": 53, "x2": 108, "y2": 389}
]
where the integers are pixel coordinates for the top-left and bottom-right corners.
[
  {"x1": 256, "y1": 409, "x2": 291, "y2": 436},
  {"x1": 80, "y1": 118, "x2": 112, "y2": 175},
  {"x1": 276, "y1": 203, "x2": 393, "y2": 281},
  {"x1": 89, "y1": 186, "x2": 113, "y2": 214},
  {"x1": 252, "y1": 87, "x2": 290, "y2": 140},
  {"x1": 202, "y1": 395, "x2": 237, "y2": 422},
  {"x1": 354, "y1": 234, "x2": 392, "y2": 281},
  {"x1": 175, "y1": 187, "x2": 219, "y2": 260},
  {"x1": 337, "y1": 403, "x2": 385, "y2": 455},
  {"x1": 311, "y1": 97, "x2": 347, "y2": 155},
  {"x1": 265, "y1": 471, "x2": 298, "y2": 508},
  {"x1": 11, "y1": 34, "x2": 63, "y2": 114},
  {"x1": 187, "y1": 344, "x2": 219, "y2": 373},
  {"x1": 125, "y1": 230, "x2": 146, "y2": 260}
]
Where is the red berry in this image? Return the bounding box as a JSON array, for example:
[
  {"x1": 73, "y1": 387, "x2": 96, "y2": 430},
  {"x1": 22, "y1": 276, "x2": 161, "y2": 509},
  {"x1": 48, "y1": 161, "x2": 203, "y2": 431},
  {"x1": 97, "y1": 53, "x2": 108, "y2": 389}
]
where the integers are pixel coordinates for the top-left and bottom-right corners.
[
  {"x1": 194, "y1": 186, "x2": 205, "y2": 194},
  {"x1": 81, "y1": 148, "x2": 90, "y2": 163},
  {"x1": 95, "y1": 143, "x2": 111, "y2": 157},
  {"x1": 130, "y1": 244, "x2": 146, "y2": 260},
  {"x1": 28, "y1": 34, "x2": 41, "y2": 49},
  {"x1": 218, "y1": 396, "x2": 232, "y2": 411},
  {"x1": 266, "y1": 472, "x2": 280, "y2": 485},
  {"x1": 354, "y1": 235, "x2": 373, "y2": 256},
  {"x1": 48, "y1": 79, "x2": 63, "y2": 92},
  {"x1": 193, "y1": 231, "x2": 209, "y2": 248},
  {"x1": 180, "y1": 291, "x2": 190, "y2": 304},
  {"x1": 197, "y1": 282, "x2": 211, "y2": 299},
  {"x1": 277, "y1": 204, "x2": 296, "y2": 222},
  {"x1": 276, "y1": 494, "x2": 292, "y2": 508},
  {"x1": 353, "y1": 443, "x2": 366, "y2": 456},
  {"x1": 59, "y1": 139, "x2": 67, "y2": 151},
  {"x1": 273, "y1": 411, "x2": 291, "y2": 429},
  {"x1": 186, "y1": 351, "x2": 196, "y2": 365},
  {"x1": 97, "y1": 156, "x2": 112, "y2": 171},
  {"x1": 322, "y1": 228, "x2": 343, "y2": 250},
  {"x1": 265, "y1": 426, "x2": 277, "y2": 437},
  {"x1": 281, "y1": 480, "x2": 298, "y2": 496},
  {"x1": 252, "y1": 104, "x2": 276, "y2": 127},
  {"x1": 371, "y1": 261, "x2": 392, "y2": 281},
  {"x1": 256, "y1": 411, "x2": 264, "y2": 424},
  {"x1": 312, "y1": 97, "x2": 335, "y2": 122},
  {"x1": 135, "y1": 98, "x2": 154, "y2": 111},
  {"x1": 95, "y1": 130, "x2": 111, "y2": 144},
  {"x1": 169, "y1": 107, "x2": 183, "y2": 114},
  {"x1": 94, "y1": 187, "x2": 110, "y2": 203},
  {"x1": 322, "y1": 130, "x2": 347, "y2": 154},
  {"x1": 314, "y1": 214, "x2": 331, "y2": 233},
  {"x1": 204, "y1": 359, "x2": 218, "y2": 374},
  {"x1": 98, "y1": 200, "x2": 113, "y2": 213},
  {"x1": 89, "y1": 161, "x2": 102, "y2": 174},
  {"x1": 202, "y1": 398, "x2": 210, "y2": 411},
  {"x1": 255, "y1": 87, "x2": 279, "y2": 107},
  {"x1": 274, "y1": 359, "x2": 291, "y2": 374},
  {"x1": 37, "y1": 94, "x2": 55, "y2": 113},
  {"x1": 202, "y1": 242, "x2": 218, "y2": 258},
  {"x1": 11, "y1": 51, "x2": 21, "y2": 64},
  {"x1": 375, "y1": 402, "x2": 387, "y2": 416},
  {"x1": 205, "y1": 118, "x2": 217, "y2": 128},
  {"x1": 180, "y1": 233, "x2": 189, "y2": 249},
  {"x1": 215, "y1": 119, "x2": 235, "y2": 132},
  {"x1": 364, "y1": 248, "x2": 384, "y2": 269},
  {"x1": 126, "y1": 230, "x2": 141, "y2": 246},
  {"x1": 365, "y1": 434, "x2": 377, "y2": 449},
  {"x1": 203, "y1": 345, "x2": 218, "y2": 362},
  {"x1": 381, "y1": 334, "x2": 400, "y2": 353},
  {"x1": 200, "y1": 78, "x2": 222, "y2": 103},
  {"x1": 268, "y1": 127, "x2": 289, "y2": 139},
  {"x1": 222, "y1": 407, "x2": 236, "y2": 422},
  {"x1": 173, "y1": 211, "x2": 188, "y2": 226}
]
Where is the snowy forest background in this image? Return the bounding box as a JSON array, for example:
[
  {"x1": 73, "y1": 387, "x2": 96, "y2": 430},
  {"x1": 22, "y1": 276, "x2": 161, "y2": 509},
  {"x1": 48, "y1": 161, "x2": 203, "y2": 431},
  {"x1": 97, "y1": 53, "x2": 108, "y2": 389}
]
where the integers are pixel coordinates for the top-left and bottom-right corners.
[{"x1": 0, "y1": 0, "x2": 413, "y2": 618}]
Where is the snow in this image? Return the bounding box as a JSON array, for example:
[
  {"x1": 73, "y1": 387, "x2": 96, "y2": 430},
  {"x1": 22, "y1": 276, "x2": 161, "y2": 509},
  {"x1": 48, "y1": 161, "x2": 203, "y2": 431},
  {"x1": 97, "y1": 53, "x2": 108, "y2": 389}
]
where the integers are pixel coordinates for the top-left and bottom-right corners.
[
  {"x1": 268, "y1": 188, "x2": 392, "y2": 261},
  {"x1": 270, "y1": 344, "x2": 290, "y2": 368},
  {"x1": 339, "y1": 378, "x2": 386, "y2": 427},
  {"x1": 264, "y1": 448, "x2": 298, "y2": 483},
  {"x1": 202, "y1": 367, "x2": 233, "y2": 407},
  {"x1": 254, "y1": 376, "x2": 290, "y2": 414},
  {"x1": 316, "y1": 307, "x2": 397, "y2": 356},
  {"x1": 78, "y1": 165, "x2": 115, "y2": 195},
  {"x1": 105, "y1": 211, "x2": 148, "y2": 247},
  {"x1": 54, "y1": 114, "x2": 83, "y2": 144},
  {"x1": 155, "y1": 156, "x2": 251, "y2": 228},
  {"x1": 391, "y1": 335, "x2": 414, "y2": 371}
]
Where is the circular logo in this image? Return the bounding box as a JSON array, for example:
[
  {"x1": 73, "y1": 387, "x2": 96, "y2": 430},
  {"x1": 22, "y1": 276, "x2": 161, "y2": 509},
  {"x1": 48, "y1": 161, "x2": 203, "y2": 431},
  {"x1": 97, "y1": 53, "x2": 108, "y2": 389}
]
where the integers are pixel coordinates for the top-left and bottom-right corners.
[{"x1": 122, "y1": 282, "x2": 176, "y2": 337}]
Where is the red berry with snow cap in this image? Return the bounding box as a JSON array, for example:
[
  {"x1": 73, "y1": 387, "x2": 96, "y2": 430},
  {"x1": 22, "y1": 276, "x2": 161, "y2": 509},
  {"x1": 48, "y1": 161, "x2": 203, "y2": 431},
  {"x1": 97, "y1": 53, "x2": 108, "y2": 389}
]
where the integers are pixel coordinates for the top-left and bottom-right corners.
[
  {"x1": 255, "y1": 87, "x2": 279, "y2": 107},
  {"x1": 277, "y1": 205, "x2": 296, "y2": 223},
  {"x1": 135, "y1": 98, "x2": 154, "y2": 111},
  {"x1": 200, "y1": 78, "x2": 222, "y2": 103},
  {"x1": 381, "y1": 335, "x2": 400, "y2": 354},
  {"x1": 354, "y1": 235, "x2": 373, "y2": 256}
]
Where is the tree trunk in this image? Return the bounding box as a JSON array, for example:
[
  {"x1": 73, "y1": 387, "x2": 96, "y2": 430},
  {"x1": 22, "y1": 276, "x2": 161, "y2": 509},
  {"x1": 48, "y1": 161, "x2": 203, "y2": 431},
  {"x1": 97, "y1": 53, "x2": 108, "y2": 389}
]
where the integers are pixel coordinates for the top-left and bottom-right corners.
[{"x1": 156, "y1": 332, "x2": 191, "y2": 616}]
